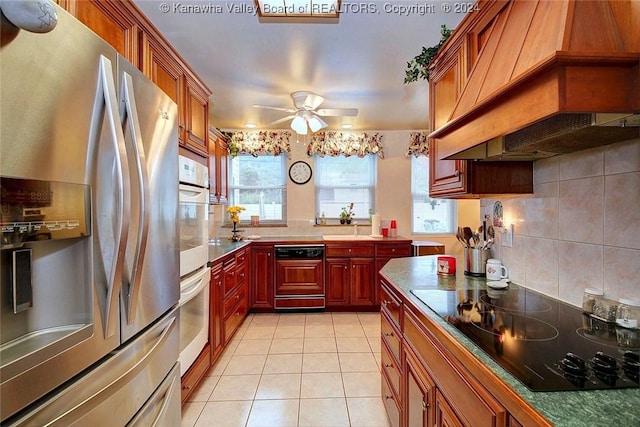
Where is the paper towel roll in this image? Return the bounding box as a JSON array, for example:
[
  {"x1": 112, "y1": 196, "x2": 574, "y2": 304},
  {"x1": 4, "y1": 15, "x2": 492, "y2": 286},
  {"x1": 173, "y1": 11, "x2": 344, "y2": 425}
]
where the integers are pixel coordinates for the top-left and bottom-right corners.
[{"x1": 370, "y1": 214, "x2": 382, "y2": 237}]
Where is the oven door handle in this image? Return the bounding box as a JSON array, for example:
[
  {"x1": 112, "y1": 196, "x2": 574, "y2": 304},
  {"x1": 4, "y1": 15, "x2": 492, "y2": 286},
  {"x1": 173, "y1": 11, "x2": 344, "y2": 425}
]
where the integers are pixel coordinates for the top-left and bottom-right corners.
[
  {"x1": 179, "y1": 267, "x2": 211, "y2": 306},
  {"x1": 179, "y1": 184, "x2": 207, "y2": 203}
]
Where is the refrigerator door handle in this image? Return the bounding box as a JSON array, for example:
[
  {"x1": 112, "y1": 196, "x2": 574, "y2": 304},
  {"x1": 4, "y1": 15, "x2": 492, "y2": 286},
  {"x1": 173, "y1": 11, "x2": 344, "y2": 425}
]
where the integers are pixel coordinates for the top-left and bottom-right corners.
[
  {"x1": 36, "y1": 316, "x2": 177, "y2": 426},
  {"x1": 126, "y1": 364, "x2": 181, "y2": 427},
  {"x1": 119, "y1": 71, "x2": 150, "y2": 324},
  {"x1": 87, "y1": 55, "x2": 130, "y2": 338}
]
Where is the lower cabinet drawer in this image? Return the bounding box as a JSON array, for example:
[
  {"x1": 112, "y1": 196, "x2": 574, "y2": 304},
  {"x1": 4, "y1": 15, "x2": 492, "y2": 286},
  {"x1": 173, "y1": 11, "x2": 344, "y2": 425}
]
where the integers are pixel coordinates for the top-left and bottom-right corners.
[
  {"x1": 381, "y1": 312, "x2": 401, "y2": 363},
  {"x1": 381, "y1": 340, "x2": 401, "y2": 399},
  {"x1": 223, "y1": 284, "x2": 247, "y2": 318},
  {"x1": 382, "y1": 370, "x2": 401, "y2": 427},
  {"x1": 224, "y1": 299, "x2": 247, "y2": 343}
]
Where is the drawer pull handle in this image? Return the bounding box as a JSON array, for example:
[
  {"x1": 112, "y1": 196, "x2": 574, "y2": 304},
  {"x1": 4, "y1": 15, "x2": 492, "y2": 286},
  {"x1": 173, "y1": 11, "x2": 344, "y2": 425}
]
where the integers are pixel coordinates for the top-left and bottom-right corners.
[
  {"x1": 422, "y1": 400, "x2": 428, "y2": 410},
  {"x1": 384, "y1": 363, "x2": 393, "y2": 368},
  {"x1": 385, "y1": 395, "x2": 393, "y2": 401},
  {"x1": 385, "y1": 332, "x2": 394, "y2": 337}
]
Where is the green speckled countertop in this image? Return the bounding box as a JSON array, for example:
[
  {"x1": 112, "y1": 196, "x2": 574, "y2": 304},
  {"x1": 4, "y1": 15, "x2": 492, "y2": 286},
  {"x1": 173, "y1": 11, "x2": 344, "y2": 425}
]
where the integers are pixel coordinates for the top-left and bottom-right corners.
[{"x1": 380, "y1": 255, "x2": 640, "y2": 427}]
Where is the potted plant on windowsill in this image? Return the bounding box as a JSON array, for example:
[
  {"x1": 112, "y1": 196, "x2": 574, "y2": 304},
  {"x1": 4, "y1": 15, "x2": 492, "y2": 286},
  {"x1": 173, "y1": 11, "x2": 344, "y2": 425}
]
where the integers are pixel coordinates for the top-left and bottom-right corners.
[{"x1": 340, "y1": 203, "x2": 354, "y2": 224}]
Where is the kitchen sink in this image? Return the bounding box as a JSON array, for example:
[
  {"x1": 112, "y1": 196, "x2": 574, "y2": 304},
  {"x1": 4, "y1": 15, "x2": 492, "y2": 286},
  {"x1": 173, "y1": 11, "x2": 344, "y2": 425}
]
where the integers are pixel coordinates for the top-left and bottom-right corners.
[{"x1": 322, "y1": 235, "x2": 379, "y2": 240}]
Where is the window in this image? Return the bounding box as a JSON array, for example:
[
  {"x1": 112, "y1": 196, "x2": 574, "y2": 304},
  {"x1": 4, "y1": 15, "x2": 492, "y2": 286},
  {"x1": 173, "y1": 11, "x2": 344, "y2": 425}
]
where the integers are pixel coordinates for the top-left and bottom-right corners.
[
  {"x1": 314, "y1": 155, "x2": 376, "y2": 220},
  {"x1": 411, "y1": 156, "x2": 456, "y2": 234},
  {"x1": 228, "y1": 154, "x2": 287, "y2": 224}
]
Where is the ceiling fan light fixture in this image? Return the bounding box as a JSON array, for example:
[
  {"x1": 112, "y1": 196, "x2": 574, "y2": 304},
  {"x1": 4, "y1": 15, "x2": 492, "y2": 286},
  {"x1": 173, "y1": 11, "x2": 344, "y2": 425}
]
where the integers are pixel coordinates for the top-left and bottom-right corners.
[
  {"x1": 291, "y1": 114, "x2": 308, "y2": 134},
  {"x1": 308, "y1": 115, "x2": 327, "y2": 132}
]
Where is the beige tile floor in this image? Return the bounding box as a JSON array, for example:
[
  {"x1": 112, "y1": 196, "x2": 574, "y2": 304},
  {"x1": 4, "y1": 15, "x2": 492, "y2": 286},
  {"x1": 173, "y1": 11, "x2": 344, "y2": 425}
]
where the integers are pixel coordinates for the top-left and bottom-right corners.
[{"x1": 181, "y1": 312, "x2": 391, "y2": 427}]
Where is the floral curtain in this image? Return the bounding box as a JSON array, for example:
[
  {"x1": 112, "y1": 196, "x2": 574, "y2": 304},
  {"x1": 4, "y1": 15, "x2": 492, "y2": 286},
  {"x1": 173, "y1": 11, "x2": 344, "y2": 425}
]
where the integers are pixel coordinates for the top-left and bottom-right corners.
[
  {"x1": 227, "y1": 131, "x2": 292, "y2": 157},
  {"x1": 405, "y1": 131, "x2": 429, "y2": 157},
  {"x1": 307, "y1": 132, "x2": 384, "y2": 158}
]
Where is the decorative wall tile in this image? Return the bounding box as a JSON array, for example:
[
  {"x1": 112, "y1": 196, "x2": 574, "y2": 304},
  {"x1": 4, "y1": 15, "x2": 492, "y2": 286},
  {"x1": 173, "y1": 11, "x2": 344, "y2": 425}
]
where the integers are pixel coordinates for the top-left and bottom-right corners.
[
  {"x1": 559, "y1": 176, "x2": 604, "y2": 244},
  {"x1": 558, "y1": 242, "x2": 603, "y2": 306},
  {"x1": 524, "y1": 237, "x2": 559, "y2": 298},
  {"x1": 534, "y1": 156, "x2": 559, "y2": 184},
  {"x1": 603, "y1": 247, "x2": 640, "y2": 302},
  {"x1": 525, "y1": 182, "x2": 559, "y2": 239},
  {"x1": 485, "y1": 139, "x2": 640, "y2": 307},
  {"x1": 604, "y1": 138, "x2": 640, "y2": 175},
  {"x1": 558, "y1": 145, "x2": 604, "y2": 180},
  {"x1": 604, "y1": 172, "x2": 640, "y2": 250}
]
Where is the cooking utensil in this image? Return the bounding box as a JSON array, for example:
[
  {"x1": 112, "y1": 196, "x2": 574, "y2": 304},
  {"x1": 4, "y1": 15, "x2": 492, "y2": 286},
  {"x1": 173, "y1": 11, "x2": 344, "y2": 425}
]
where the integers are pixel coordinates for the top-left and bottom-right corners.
[
  {"x1": 463, "y1": 227, "x2": 473, "y2": 248},
  {"x1": 487, "y1": 225, "x2": 495, "y2": 240},
  {"x1": 456, "y1": 226, "x2": 467, "y2": 247}
]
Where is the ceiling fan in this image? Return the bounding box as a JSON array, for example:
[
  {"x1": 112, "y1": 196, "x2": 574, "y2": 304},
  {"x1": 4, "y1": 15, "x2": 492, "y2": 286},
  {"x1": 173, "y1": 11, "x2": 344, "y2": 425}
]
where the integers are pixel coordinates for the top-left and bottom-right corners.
[{"x1": 252, "y1": 91, "x2": 358, "y2": 134}]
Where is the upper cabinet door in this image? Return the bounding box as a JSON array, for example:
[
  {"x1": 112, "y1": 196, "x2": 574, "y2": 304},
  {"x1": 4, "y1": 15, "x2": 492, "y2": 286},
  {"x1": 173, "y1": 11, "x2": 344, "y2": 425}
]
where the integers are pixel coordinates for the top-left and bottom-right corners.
[
  {"x1": 183, "y1": 75, "x2": 209, "y2": 157},
  {"x1": 72, "y1": 0, "x2": 139, "y2": 67}
]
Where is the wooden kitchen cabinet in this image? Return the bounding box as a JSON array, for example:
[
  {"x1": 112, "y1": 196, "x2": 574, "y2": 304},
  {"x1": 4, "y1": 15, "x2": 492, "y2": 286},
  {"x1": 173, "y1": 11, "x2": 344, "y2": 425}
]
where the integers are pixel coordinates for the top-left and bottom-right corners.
[
  {"x1": 251, "y1": 244, "x2": 275, "y2": 311},
  {"x1": 378, "y1": 273, "x2": 552, "y2": 427},
  {"x1": 427, "y1": 1, "x2": 533, "y2": 198},
  {"x1": 180, "y1": 343, "x2": 210, "y2": 405},
  {"x1": 210, "y1": 261, "x2": 224, "y2": 363},
  {"x1": 325, "y1": 243, "x2": 376, "y2": 308},
  {"x1": 61, "y1": 0, "x2": 212, "y2": 162},
  {"x1": 405, "y1": 345, "x2": 435, "y2": 427},
  {"x1": 208, "y1": 127, "x2": 229, "y2": 205},
  {"x1": 70, "y1": 0, "x2": 140, "y2": 66},
  {"x1": 429, "y1": 139, "x2": 534, "y2": 198},
  {"x1": 183, "y1": 75, "x2": 209, "y2": 157},
  {"x1": 375, "y1": 241, "x2": 412, "y2": 304},
  {"x1": 141, "y1": 35, "x2": 183, "y2": 110},
  {"x1": 403, "y1": 308, "x2": 507, "y2": 426}
]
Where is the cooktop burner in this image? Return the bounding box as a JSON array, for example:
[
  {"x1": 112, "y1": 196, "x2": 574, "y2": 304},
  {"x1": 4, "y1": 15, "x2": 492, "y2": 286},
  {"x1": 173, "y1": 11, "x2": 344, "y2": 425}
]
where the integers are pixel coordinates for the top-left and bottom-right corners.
[{"x1": 411, "y1": 285, "x2": 640, "y2": 392}]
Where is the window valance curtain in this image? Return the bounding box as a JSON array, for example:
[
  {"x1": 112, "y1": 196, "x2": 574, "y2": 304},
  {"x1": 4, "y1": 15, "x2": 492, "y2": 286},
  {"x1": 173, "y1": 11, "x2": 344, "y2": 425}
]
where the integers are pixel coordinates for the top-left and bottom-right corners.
[
  {"x1": 228, "y1": 131, "x2": 292, "y2": 157},
  {"x1": 405, "y1": 131, "x2": 429, "y2": 157},
  {"x1": 307, "y1": 132, "x2": 384, "y2": 158}
]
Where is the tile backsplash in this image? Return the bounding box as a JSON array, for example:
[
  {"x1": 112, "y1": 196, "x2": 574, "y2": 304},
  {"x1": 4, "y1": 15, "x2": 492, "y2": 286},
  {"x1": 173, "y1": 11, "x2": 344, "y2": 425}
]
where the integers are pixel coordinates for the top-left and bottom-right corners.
[{"x1": 481, "y1": 138, "x2": 640, "y2": 308}]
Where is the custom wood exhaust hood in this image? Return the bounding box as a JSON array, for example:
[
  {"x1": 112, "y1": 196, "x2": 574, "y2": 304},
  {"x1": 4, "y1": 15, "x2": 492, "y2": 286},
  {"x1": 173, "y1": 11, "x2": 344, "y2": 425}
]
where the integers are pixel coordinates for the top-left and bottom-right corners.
[{"x1": 429, "y1": 0, "x2": 640, "y2": 161}]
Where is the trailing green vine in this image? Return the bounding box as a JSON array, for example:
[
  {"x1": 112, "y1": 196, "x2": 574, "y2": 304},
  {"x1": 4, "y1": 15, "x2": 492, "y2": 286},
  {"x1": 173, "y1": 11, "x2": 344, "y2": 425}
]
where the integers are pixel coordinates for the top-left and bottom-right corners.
[{"x1": 404, "y1": 25, "x2": 453, "y2": 83}]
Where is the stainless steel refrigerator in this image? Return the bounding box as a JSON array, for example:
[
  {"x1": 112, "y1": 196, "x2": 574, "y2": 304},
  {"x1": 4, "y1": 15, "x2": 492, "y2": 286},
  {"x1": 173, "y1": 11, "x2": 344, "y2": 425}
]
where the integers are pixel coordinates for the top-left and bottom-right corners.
[{"x1": 1, "y1": 5, "x2": 181, "y2": 425}]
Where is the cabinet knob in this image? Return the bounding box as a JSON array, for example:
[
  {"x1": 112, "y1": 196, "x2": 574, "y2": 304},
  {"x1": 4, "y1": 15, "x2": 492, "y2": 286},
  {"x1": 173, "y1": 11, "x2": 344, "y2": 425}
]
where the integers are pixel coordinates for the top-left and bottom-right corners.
[
  {"x1": 236, "y1": 295, "x2": 240, "y2": 299},
  {"x1": 392, "y1": 248, "x2": 396, "y2": 253},
  {"x1": 454, "y1": 169, "x2": 461, "y2": 177},
  {"x1": 422, "y1": 400, "x2": 428, "y2": 410},
  {"x1": 384, "y1": 363, "x2": 393, "y2": 368},
  {"x1": 385, "y1": 395, "x2": 393, "y2": 401},
  {"x1": 385, "y1": 332, "x2": 394, "y2": 337}
]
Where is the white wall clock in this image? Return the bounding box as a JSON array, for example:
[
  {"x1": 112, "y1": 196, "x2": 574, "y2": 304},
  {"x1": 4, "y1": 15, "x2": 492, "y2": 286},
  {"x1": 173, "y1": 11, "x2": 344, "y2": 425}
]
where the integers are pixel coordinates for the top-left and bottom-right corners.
[{"x1": 288, "y1": 160, "x2": 312, "y2": 185}]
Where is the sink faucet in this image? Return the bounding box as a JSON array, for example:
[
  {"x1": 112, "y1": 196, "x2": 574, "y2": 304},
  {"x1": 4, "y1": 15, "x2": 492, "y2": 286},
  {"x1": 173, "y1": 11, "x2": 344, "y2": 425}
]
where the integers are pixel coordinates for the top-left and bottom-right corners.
[{"x1": 353, "y1": 222, "x2": 358, "y2": 236}]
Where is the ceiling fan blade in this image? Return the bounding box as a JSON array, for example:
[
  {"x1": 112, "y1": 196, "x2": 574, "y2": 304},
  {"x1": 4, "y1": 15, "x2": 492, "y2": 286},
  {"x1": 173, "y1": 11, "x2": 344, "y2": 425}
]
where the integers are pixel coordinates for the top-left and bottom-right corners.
[
  {"x1": 268, "y1": 115, "x2": 296, "y2": 125},
  {"x1": 316, "y1": 108, "x2": 359, "y2": 117},
  {"x1": 303, "y1": 93, "x2": 325, "y2": 110},
  {"x1": 253, "y1": 104, "x2": 296, "y2": 113}
]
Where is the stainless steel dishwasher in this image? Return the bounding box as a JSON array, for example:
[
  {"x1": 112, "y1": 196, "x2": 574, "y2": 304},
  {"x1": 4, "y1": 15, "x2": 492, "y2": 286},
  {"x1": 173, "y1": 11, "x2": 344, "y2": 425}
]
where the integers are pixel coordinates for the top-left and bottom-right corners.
[{"x1": 274, "y1": 245, "x2": 325, "y2": 310}]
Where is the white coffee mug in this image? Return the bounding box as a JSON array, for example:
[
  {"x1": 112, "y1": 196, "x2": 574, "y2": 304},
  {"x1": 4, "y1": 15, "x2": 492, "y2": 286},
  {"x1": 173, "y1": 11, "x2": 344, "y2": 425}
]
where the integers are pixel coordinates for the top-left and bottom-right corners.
[{"x1": 486, "y1": 259, "x2": 508, "y2": 281}]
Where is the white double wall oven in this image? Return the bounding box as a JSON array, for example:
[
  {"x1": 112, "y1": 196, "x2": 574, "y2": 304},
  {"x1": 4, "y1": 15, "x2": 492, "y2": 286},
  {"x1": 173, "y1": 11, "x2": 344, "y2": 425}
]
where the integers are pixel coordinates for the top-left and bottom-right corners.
[{"x1": 178, "y1": 156, "x2": 210, "y2": 376}]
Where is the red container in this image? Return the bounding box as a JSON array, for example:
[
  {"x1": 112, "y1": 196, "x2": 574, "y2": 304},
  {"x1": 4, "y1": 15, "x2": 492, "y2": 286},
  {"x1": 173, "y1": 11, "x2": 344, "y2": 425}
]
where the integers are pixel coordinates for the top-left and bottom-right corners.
[{"x1": 437, "y1": 256, "x2": 456, "y2": 275}]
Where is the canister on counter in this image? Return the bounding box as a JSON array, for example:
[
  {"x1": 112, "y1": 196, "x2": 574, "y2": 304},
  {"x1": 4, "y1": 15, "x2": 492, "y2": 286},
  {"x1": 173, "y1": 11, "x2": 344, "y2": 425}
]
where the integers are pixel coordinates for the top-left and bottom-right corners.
[{"x1": 437, "y1": 256, "x2": 456, "y2": 276}]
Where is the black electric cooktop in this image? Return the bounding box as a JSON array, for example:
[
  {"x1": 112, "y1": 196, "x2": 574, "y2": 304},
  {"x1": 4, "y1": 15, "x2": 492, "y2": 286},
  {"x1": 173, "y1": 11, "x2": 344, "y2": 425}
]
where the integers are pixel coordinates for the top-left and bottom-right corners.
[{"x1": 411, "y1": 285, "x2": 640, "y2": 392}]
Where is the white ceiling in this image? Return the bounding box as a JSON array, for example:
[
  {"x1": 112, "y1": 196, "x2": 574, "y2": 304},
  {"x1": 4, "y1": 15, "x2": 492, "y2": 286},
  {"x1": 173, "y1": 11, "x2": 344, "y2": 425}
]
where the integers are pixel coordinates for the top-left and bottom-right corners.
[{"x1": 133, "y1": 1, "x2": 464, "y2": 132}]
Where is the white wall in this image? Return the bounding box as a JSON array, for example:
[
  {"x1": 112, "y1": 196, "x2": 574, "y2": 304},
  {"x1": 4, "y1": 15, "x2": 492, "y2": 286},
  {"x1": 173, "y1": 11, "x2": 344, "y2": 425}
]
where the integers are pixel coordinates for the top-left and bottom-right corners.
[{"x1": 211, "y1": 130, "x2": 479, "y2": 257}]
